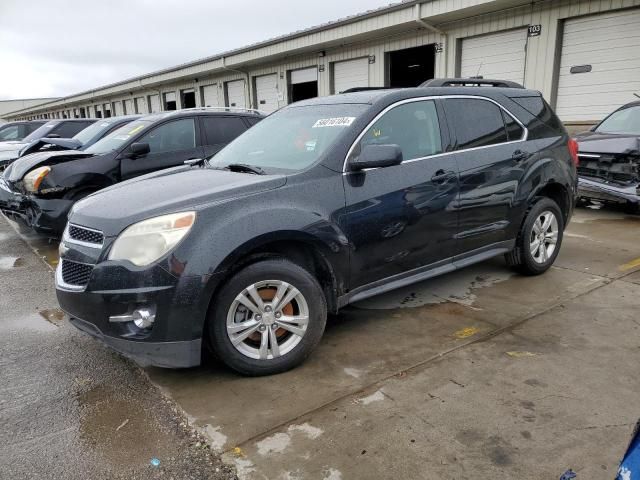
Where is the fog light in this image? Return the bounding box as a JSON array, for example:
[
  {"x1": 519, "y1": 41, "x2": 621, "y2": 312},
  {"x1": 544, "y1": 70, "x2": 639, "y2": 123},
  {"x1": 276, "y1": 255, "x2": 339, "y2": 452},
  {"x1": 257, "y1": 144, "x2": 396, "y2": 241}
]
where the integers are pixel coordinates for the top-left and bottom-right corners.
[
  {"x1": 109, "y1": 306, "x2": 156, "y2": 329},
  {"x1": 132, "y1": 308, "x2": 155, "y2": 329}
]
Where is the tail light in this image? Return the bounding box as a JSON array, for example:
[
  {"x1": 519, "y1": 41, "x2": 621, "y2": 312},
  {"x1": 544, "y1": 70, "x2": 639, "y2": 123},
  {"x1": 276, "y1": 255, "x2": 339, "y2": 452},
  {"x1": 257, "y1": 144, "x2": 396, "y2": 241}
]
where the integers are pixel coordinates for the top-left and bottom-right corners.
[{"x1": 568, "y1": 139, "x2": 579, "y2": 167}]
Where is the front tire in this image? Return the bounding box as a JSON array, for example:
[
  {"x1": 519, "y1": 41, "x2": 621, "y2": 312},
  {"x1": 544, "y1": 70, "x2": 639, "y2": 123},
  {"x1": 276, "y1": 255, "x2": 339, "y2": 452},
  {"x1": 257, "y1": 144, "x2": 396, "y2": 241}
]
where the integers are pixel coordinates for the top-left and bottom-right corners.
[
  {"x1": 505, "y1": 198, "x2": 564, "y2": 276},
  {"x1": 207, "y1": 258, "x2": 327, "y2": 376}
]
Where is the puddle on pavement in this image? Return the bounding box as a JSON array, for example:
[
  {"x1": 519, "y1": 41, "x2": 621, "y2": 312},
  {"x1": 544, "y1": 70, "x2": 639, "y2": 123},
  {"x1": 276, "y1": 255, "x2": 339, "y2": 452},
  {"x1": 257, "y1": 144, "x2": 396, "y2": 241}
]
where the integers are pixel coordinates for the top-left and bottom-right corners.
[
  {"x1": 0, "y1": 256, "x2": 24, "y2": 270},
  {"x1": 39, "y1": 308, "x2": 65, "y2": 326},
  {"x1": 78, "y1": 385, "x2": 174, "y2": 468},
  {"x1": 354, "y1": 263, "x2": 512, "y2": 310},
  {"x1": 3, "y1": 217, "x2": 60, "y2": 268}
]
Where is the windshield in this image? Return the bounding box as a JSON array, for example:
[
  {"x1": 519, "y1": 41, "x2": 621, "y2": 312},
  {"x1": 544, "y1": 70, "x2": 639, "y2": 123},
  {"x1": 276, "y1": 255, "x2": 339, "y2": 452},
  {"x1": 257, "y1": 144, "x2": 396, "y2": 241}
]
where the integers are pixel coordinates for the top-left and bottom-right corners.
[
  {"x1": 22, "y1": 121, "x2": 58, "y2": 143},
  {"x1": 596, "y1": 105, "x2": 640, "y2": 135},
  {"x1": 73, "y1": 120, "x2": 115, "y2": 146},
  {"x1": 210, "y1": 104, "x2": 368, "y2": 173},
  {"x1": 84, "y1": 120, "x2": 151, "y2": 155}
]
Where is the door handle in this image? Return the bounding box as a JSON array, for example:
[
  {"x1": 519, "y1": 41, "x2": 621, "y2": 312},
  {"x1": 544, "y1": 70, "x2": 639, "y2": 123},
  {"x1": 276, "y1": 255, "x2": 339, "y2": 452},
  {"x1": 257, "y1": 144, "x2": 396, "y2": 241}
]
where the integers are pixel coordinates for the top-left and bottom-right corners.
[
  {"x1": 512, "y1": 149, "x2": 529, "y2": 162},
  {"x1": 431, "y1": 169, "x2": 455, "y2": 183}
]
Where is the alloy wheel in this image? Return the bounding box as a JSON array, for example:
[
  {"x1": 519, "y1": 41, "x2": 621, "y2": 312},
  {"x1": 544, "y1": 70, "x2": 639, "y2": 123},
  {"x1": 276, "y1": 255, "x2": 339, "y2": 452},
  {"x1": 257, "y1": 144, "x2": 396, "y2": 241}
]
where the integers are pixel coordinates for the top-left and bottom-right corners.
[
  {"x1": 226, "y1": 280, "x2": 309, "y2": 360},
  {"x1": 529, "y1": 210, "x2": 558, "y2": 264}
]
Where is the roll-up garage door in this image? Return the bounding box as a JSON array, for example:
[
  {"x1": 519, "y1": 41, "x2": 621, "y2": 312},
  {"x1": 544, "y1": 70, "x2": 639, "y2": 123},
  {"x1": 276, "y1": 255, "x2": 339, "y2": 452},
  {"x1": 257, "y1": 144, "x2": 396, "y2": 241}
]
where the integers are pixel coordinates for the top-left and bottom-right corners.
[
  {"x1": 226, "y1": 80, "x2": 246, "y2": 108},
  {"x1": 113, "y1": 101, "x2": 123, "y2": 116},
  {"x1": 255, "y1": 74, "x2": 279, "y2": 113},
  {"x1": 123, "y1": 99, "x2": 133, "y2": 115},
  {"x1": 290, "y1": 67, "x2": 318, "y2": 85},
  {"x1": 556, "y1": 9, "x2": 640, "y2": 122},
  {"x1": 201, "y1": 84, "x2": 220, "y2": 108},
  {"x1": 460, "y1": 29, "x2": 527, "y2": 84},
  {"x1": 149, "y1": 94, "x2": 161, "y2": 113},
  {"x1": 333, "y1": 58, "x2": 369, "y2": 94}
]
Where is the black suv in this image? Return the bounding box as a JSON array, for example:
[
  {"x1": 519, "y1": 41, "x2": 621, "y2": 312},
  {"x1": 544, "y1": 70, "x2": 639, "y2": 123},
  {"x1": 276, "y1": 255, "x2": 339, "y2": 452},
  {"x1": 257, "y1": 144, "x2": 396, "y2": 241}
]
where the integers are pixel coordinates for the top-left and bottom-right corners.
[
  {"x1": 0, "y1": 109, "x2": 262, "y2": 235},
  {"x1": 0, "y1": 120, "x2": 46, "y2": 143},
  {"x1": 55, "y1": 79, "x2": 578, "y2": 376}
]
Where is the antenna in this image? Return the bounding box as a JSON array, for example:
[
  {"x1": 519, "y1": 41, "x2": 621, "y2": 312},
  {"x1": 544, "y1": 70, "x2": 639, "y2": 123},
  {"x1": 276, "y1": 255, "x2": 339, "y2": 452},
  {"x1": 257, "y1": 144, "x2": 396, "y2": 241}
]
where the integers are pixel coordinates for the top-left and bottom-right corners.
[
  {"x1": 634, "y1": 93, "x2": 640, "y2": 99},
  {"x1": 475, "y1": 61, "x2": 483, "y2": 78}
]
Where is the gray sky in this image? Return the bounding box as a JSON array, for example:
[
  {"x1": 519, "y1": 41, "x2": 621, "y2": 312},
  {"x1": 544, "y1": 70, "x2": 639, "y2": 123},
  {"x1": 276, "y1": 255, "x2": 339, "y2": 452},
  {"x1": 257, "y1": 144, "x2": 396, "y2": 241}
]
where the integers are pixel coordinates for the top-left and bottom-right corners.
[{"x1": 0, "y1": 0, "x2": 393, "y2": 100}]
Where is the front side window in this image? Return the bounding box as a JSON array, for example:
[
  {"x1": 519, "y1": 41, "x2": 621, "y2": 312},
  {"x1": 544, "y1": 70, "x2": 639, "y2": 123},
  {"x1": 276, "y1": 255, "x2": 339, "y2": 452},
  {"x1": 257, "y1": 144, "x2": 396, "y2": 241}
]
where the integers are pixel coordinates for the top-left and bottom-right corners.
[
  {"x1": 445, "y1": 98, "x2": 509, "y2": 150},
  {"x1": 210, "y1": 104, "x2": 368, "y2": 173},
  {"x1": 596, "y1": 105, "x2": 640, "y2": 135},
  {"x1": 202, "y1": 117, "x2": 247, "y2": 145},
  {"x1": 357, "y1": 100, "x2": 442, "y2": 161},
  {"x1": 136, "y1": 118, "x2": 196, "y2": 154},
  {"x1": 53, "y1": 121, "x2": 93, "y2": 139},
  {"x1": 22, "y1": 121, "x2": 58, "y2": 143},
  {"x1": 0, "y1": 125, "x2": 20, "y2": 141}
]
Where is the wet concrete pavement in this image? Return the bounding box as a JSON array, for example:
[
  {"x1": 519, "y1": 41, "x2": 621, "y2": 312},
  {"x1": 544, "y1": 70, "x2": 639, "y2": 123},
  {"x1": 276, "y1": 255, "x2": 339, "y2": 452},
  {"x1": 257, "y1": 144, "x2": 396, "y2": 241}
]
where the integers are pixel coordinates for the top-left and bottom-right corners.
[
  {"x1": 2, "y1": 207, "x2": 640, "y2": 479},
  {"x1": 0, "y1": 218, "x2": 236, "y2": 479},
  {"x1": 145, "y1": 208, "x2": 640, "y2": 479}
]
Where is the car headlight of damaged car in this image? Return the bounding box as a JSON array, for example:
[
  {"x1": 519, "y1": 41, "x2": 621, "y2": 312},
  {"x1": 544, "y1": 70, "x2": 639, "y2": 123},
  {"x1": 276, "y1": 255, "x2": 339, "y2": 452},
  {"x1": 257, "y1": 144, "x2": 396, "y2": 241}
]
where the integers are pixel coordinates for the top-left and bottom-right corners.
[
  {"x1": 109, "y1": 212, "x2": 196, "y2": 266},
  {"x1": 23, "y1": 166, "x2": 51, "y2": 193}
]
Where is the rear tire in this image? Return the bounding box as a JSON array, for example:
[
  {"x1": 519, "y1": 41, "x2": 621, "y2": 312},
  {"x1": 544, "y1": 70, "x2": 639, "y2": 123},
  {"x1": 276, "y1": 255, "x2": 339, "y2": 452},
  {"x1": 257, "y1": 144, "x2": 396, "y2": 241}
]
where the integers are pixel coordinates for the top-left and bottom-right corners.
[
  {"x1": 207, "y1": 258, "x2": 327, "y2": 376},
  {"x1": 505, "y1": 198, "x2": 564, "y2": 276}
]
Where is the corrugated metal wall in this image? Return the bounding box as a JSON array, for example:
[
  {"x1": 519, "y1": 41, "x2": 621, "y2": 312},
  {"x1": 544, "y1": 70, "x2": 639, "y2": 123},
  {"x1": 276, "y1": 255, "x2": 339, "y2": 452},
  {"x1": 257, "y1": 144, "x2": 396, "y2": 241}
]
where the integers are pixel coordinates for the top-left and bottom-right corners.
[{"x1": 11, "y1": 0, "x2": 640, "y2": 124}]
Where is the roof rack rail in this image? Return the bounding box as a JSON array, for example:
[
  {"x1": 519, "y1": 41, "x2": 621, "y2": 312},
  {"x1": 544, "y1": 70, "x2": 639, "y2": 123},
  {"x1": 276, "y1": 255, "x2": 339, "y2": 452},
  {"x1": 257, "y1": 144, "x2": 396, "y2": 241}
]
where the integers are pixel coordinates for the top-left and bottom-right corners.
[
  {"x1": 176, "y1": 106, "x2": 266, "y2": 115},
  {"x1": 340, "y1": 87, "x2": 393, "y2": 93},
  {"x1": 421, "y1": 78, "x2": 524, "y2": 89}
]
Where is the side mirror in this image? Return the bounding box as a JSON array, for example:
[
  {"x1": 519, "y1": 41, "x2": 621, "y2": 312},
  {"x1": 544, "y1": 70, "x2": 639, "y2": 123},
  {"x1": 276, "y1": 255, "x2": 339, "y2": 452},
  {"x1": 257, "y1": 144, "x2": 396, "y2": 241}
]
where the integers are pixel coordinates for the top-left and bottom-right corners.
[
  {"x1": 129, "y1": 142, "x2": 150, "y2": 158},
  {"x1": 349, "y1": 144, "x2": 403, "y2": 171}
]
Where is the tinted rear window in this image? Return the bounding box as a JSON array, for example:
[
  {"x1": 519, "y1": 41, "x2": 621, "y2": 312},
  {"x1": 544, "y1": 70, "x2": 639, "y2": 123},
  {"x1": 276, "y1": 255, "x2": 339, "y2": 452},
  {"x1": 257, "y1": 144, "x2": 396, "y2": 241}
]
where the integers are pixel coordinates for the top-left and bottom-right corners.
[
  {"x1": 201, "y1": 116, "x2": 247, "y2": 145},
  {"x1": 445, "y1": 98, "x2": 508, "y2": 150}
]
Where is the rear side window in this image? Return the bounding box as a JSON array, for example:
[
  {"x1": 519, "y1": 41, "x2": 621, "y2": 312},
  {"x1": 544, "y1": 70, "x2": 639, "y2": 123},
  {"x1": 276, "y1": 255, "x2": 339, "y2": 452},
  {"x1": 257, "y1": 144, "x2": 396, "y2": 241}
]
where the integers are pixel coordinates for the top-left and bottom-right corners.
[
  {"x1": 445, "y1": 98, "x2": 508, "y2": 150},
  {"x1": 511, "y1": 96, "x2": 564, "y2": 134},
  {"x1": 246, "y1": 117, "x2": 262, "y2": 127},
  {"x1": 502, "y1": 111, "x2": 524, "y2": 141},
  {"x1": 137, "y1": 118, "x2": 196, "y2": 154},
  {"x1": 53, "y1": 121, "x2": 94, "y2": 138},
  {"x1": 359, "y1": 100, "x2": 443, "y2": 161},
  {"x1": 201, "y1": 116, "x2": 247, "y2": 145}
]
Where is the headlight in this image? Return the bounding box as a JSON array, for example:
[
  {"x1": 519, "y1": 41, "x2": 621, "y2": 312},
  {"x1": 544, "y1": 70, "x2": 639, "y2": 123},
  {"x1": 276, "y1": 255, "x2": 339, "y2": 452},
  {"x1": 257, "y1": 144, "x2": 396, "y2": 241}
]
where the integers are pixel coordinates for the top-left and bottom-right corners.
[
  {"x1": 108, "y1": 212, "x2": 196, "y2": 266},
  {"x1": 23, "y1": 166, "x2": 51, "y2": 192}
]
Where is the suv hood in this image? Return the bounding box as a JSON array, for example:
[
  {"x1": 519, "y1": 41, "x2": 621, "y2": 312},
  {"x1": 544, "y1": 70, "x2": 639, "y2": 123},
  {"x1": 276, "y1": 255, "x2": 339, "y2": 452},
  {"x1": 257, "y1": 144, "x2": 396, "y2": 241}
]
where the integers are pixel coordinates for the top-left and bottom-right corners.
[
  {"x1": 575, "y1": 131, "x2": 640, "y2": 155},
  {"x1": 6, "y1": 150, "x2": 94, "y2": 182},
  {"x1": 70, "y1": 167, "x2": 286, "y2": 236},
  {"x1": 20, "y1": 137, "x2": 82, "y2": 157}
]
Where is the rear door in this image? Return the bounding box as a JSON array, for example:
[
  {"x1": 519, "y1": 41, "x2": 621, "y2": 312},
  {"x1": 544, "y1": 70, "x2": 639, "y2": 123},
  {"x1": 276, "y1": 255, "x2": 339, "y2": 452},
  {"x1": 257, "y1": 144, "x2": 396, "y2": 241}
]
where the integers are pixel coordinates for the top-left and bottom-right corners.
[
  {"x1": 443, "y1": 97, "x2": 527, "y2": 255},
  {"x1": 340, "y1": 99, "x2": 459, "y2": 288},
  {"x1": 199, "y1": 115, "x2": 250, "y2": 158},
  {"x1": 120, "y1": 117, "x2": 204, "y2": 179}
]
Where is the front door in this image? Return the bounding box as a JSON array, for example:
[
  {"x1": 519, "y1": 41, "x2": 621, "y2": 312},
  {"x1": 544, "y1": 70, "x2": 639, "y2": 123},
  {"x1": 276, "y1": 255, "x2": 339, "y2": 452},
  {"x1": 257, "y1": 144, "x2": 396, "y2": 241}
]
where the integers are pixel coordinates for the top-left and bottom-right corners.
[
  {"x1": 340, "y1": 99, "x2": 459, "y2": 289},
  {"x1": 120, "y1": 117, "x2": 204, "y2": 179}
]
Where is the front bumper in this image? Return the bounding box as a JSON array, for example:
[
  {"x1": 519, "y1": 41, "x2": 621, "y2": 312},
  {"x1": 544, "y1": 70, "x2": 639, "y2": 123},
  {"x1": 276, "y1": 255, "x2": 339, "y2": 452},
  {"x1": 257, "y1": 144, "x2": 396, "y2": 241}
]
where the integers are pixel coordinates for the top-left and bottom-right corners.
[
  {"x1": 0, "y1": 178, "x2": 72, "y2": 235},
  {"x1": 578, "y1": 176, "x2": 640, "y2": 205},
  {"x1": 55, "y1": 250, "x2": 218, "y2": 368}
]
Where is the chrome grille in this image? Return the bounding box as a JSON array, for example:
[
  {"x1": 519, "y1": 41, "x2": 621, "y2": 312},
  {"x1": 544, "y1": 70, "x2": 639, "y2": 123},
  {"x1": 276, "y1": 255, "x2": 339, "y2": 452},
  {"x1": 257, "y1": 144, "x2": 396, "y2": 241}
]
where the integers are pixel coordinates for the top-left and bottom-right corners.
[
  {"x1": 68, "y1": 224, "x2": 104, "y2": 245},
  {"x1": 61, "y1": 260, "x2": 93, "y2": 287}
]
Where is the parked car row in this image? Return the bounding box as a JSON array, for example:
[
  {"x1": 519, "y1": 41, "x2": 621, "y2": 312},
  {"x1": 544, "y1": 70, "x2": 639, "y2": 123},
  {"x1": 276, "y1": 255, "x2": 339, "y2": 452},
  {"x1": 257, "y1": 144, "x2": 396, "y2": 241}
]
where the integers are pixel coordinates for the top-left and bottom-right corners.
[
  {"x1": 5, "y1": 78, "x2": 638, "y2": 376},
  {"x1": 41, "y1": 78, "x2": 580, "y2": 376},
  {"x1": 0, "y1": 109, "x2": 263, "y2": 235}
]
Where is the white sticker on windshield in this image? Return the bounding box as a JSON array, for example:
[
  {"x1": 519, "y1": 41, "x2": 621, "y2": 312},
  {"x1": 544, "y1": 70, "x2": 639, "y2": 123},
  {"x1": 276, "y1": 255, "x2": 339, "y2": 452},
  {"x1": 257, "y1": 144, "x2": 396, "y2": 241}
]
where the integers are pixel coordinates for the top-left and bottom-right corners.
[{"x1": 312, "y1": 117, "x2": 356, "y2": 128}]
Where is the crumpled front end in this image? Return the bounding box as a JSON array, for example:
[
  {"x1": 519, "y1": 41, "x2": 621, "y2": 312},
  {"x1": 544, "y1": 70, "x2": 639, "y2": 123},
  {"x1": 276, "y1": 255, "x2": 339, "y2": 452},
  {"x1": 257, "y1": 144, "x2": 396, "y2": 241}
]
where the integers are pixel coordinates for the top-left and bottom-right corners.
[
  {"x1": 576, "y1": 134, "x2": 640, "y2": 205},
  {"x1": 0, "y1": 175, "x2": 72, "y2": 235}
]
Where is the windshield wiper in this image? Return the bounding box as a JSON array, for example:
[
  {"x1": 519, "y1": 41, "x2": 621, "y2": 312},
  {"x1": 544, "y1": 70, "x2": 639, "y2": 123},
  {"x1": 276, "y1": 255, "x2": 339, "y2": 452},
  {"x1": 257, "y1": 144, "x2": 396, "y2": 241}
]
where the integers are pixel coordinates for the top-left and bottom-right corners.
[{"x1": 224, "y1": 163, "x2": 266, "y2": 175}]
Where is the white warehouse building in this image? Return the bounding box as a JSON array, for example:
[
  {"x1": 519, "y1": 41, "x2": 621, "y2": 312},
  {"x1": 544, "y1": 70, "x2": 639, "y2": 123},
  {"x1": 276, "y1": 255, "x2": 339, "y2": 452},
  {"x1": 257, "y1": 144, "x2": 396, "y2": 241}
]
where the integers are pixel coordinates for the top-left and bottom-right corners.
[{"x1": 6, "y1": 0, "x2": 640, "y2": 129}]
